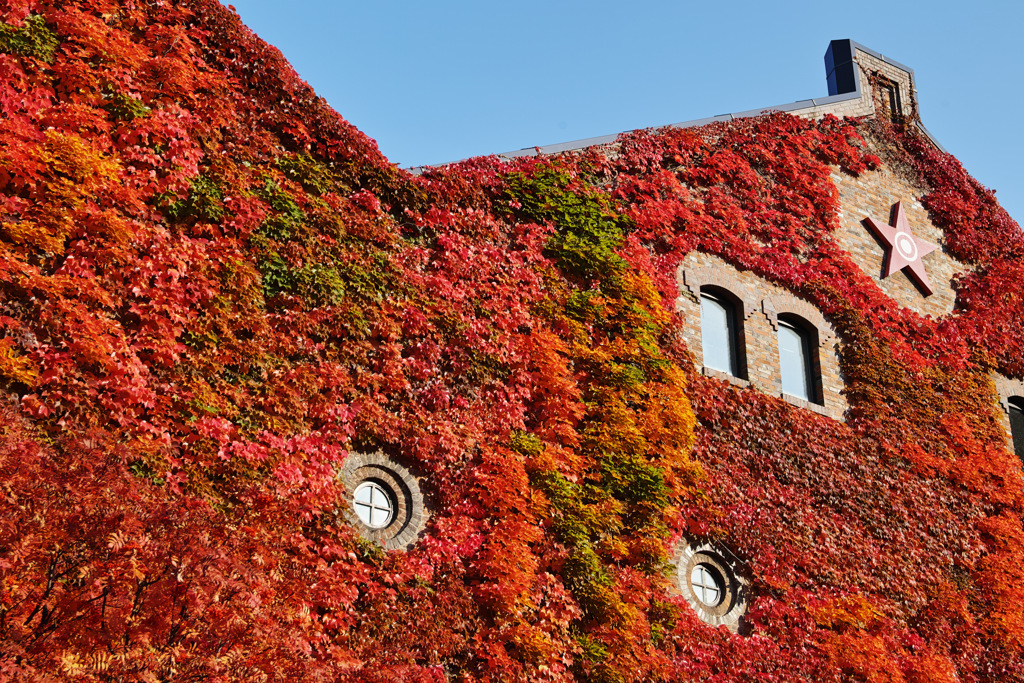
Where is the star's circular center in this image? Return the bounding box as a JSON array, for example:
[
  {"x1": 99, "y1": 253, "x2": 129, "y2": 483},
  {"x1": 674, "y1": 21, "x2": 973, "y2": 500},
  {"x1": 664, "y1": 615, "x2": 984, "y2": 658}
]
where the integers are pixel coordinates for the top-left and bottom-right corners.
[{"x1": 895, "y1": 231, "x2": 918, "y2": 261}]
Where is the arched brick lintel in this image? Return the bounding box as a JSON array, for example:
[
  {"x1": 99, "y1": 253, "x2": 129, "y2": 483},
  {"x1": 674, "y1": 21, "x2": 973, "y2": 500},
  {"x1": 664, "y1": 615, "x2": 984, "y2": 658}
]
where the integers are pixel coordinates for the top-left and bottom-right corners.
[
  {"x1": 761, "y1": 295, "x2": 837, "y2": 347},
  {"x1": 678, "y1": 265, "x2": 758, "y2": 320}
]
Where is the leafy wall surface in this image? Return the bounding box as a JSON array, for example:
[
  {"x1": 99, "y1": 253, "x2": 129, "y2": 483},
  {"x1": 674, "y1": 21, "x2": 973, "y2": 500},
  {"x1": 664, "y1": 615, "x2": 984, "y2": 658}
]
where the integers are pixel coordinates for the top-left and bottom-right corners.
[{"x1": 1, "y1": 1, "x2": 1023, "y2": 681}]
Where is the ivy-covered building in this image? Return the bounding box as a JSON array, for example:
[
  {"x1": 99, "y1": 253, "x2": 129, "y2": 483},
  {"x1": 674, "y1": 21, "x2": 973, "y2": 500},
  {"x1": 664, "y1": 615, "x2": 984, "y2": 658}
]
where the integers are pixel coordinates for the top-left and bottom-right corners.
[{"x1": 1, "y1": 2, "x2": 1023, "y2": 681}]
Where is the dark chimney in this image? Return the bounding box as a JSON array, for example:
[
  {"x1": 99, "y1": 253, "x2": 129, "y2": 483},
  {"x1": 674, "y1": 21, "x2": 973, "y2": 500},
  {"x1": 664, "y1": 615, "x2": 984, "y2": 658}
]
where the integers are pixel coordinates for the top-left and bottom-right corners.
[{"x1": 824, "y1": 40, "x2": 858, "y2": 96}]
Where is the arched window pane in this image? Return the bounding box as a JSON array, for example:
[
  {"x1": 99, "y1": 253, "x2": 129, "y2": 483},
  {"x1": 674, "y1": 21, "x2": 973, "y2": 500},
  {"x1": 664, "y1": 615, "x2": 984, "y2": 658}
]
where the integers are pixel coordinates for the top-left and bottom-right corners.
[
  {"x1": 1010, "y1": 399, "x2": 1024, "y2": 459},
  {"x1": 701, "y1": 293, "x2": 737, "y2": 376},
  {"x1": 778, "y1": 321, "x2": 812, "y2": 401}
]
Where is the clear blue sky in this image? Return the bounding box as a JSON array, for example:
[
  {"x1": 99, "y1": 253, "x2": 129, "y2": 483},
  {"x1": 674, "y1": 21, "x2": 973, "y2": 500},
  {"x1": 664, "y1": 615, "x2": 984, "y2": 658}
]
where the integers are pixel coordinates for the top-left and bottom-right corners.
[{"x1": 227, "y1": 0, "x2": 1023, "y2": 225}]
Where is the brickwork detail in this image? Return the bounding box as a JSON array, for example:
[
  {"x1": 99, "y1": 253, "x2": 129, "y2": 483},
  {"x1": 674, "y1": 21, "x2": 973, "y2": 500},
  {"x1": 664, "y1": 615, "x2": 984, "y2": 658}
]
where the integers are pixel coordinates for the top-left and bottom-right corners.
[
  {"x1": 677, "y1": 252, "x2": 847, "y2": 421},
  {"x1": 831, "y1": 165, "x2": 969, "y2": 317},
  {"x1": 339, "y1": 451, "x2": 429, "y2": 550},
  {"x1": 679, "y1": 266, "x2": 758, "y2": 320},
  {"x1": 788, "y1": 47, "x2": 914, "y2": 123},
  {"x1": 761, "y1": 294, "x2": 836, "y2": 346},
  {"x1": 790, "y1": 46, "x2": 972, "y2": 318},
  {"x1": 856, "y1": 50, "x2": 917, "y2": 122}
]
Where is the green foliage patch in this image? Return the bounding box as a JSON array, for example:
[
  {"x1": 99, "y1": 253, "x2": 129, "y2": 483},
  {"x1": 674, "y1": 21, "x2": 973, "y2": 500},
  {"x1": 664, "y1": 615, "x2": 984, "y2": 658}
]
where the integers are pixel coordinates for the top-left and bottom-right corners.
[{"x1": 0, "y1": 15, "x2": 58, "y2": 63}]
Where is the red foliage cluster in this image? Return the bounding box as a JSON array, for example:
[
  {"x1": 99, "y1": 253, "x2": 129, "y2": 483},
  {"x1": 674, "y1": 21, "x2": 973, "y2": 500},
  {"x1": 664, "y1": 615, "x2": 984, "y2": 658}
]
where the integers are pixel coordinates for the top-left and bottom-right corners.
[{"x1": 0, "y1": 1, "x2": 1023, "y2": 680}]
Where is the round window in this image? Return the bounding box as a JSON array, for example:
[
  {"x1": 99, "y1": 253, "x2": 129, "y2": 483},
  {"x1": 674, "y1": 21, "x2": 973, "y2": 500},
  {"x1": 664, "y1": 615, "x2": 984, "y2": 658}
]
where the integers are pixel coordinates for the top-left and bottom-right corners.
[
  {"x1": 353, "y1": 480, "x2": 395, "y2": 528},
  {"x1": 340, "y1": 451, "x2": 429, "y2": 550},
  {"x1": 690, "y1": 563, "x2": 724, "y2": 607},
  {"x1": 675, "y1": 540, "x2": 749, "y2": 633}
]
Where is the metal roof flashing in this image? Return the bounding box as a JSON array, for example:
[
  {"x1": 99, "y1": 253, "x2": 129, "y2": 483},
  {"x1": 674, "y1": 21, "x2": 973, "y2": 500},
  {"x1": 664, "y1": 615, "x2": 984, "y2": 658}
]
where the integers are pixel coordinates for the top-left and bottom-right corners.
[{"x1": 409, "y1": 39, "x2": 945, "y2": 173}]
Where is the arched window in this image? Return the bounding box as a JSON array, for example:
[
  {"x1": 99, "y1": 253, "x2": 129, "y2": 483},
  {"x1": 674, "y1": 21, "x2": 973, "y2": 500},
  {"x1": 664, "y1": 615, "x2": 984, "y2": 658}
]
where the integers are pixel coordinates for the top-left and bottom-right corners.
[
  {"x1": 1010, "y1": 397, "x2": 1024, "y2": 459},
  {"x1": 777, "y1": 314, "x2": 820, "y2": 404},
  {"x1": 700, "y1": 288, "x2": 744, "y2": 379}
]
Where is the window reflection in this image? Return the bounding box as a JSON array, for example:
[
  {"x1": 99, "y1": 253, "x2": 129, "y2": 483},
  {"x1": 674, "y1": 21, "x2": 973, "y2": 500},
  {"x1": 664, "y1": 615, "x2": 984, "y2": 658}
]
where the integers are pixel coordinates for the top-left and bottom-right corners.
[
  {"x1": 778, "y1": 317, "x2": 815, "y2": 402},
  {"x1": 701, "y1": 291, "x2": 740, "y2": 377}
]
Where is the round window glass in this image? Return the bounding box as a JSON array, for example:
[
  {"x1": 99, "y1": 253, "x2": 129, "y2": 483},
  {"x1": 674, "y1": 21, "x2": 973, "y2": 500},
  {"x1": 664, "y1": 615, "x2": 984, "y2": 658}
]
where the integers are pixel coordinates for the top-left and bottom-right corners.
[
  {"x1": 354, "y1": 481, "x2": 395, "y2": 528},
  {"x1": 690, "y1": 563, "x2": 724, "y2": 607}
]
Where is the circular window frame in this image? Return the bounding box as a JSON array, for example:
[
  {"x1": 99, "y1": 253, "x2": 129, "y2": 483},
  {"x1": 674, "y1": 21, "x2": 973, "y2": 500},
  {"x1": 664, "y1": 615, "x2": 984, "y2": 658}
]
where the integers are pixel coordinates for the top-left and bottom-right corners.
[
  {"x1": 340, "y1": 451, "x2": 428, "y2": 550},
  {"x1": 690, "y1": 563, "x2": 725, "y2": 608},
  {"x1": 353, "y1": 480, "x2": 396, "y2": 528},
  {"x1": 675, "y1": 540, "x2": 749, "y2": 632}
]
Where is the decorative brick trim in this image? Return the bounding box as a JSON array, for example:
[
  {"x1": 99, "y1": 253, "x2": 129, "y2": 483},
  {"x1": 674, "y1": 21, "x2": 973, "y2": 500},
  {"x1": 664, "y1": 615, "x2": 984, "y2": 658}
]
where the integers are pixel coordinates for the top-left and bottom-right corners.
[
  {"x1": 761, "y1": 295, "x2": 837, "y2": 347},
  {"x1": 678, "y1": 265, "x2": 758, "y2": 320},
  {"x1": 339, "y1": 451, "x2": 428, "y2": 551},
  {"x1": 676, "y1": 252, "x2": 848, "y2": 422},
  {"x1": 672, "y1": 539, "x2": 750, "y2": 634}
]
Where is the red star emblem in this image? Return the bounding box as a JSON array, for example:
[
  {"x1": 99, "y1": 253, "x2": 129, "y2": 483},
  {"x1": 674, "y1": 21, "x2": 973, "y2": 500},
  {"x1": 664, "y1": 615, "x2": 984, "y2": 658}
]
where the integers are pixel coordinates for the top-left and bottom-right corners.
[{"x1": 863, "y1": 201, "x2": 938, "y2": 296}]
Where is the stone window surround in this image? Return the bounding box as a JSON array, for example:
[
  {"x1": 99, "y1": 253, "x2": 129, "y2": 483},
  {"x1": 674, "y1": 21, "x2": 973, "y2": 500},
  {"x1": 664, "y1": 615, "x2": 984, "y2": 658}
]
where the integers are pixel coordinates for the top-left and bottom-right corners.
[
  {"x1": 683, "y1": 265, "x2": 759, "y2": 386},
  {"x1": 339, "y1": 451, "x2": 429, "y2": 551},
  {"x1": 679, "y1": 263, "x2": 842, "y2": 420}
]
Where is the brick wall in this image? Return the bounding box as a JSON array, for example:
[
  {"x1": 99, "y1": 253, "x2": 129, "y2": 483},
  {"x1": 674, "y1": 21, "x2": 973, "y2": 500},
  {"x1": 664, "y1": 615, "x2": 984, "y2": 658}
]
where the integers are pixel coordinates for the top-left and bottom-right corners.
[
  {"x1": 787, "y1": 47, "x2": 914, "y2": 122},
  {"x1": 524, "y1": 44, "x2": 972, "y2": 426},
  {"x1": 793, "y1": 43, "x2": 970, "y2": 318},
  {"x1": 831, "y1": 161, "x2": 969, "y2": 318},
  {"x1": 677, "y1": 252, "x2": 847, "y2": 421},
  {"x1": 856, "y1": 49, "x2": 917, "y2": 121}
]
